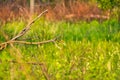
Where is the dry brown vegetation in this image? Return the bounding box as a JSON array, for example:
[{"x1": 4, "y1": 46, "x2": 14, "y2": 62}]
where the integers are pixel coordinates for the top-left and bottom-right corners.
[
  {"x1": 0, "y1": 0, "x2": 109, "y2": 23},
  {"x1": 0, "y1": 1, "x2": 29, "y2": 24},
  {"x1": 46, "y1": 1, "x2": 109, "y2": 21}
]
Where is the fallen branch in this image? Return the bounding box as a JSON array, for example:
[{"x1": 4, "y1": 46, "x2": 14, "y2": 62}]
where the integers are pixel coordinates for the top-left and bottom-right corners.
[
  {"x1": 11, "y1": 10, "x2": 48, "y2": 41},
  {"x1": 0, "y1": 10, "x2": 52, "y2": 79},
  {"x1": 0, "y1": 36, "x2": 59, "y2": 51},
  {"x1": 1, "y1": 37, "x2": 58, "y2": 45},
  {"x1": 0, "y1": 10, "x2": 60, "y2": 51}
]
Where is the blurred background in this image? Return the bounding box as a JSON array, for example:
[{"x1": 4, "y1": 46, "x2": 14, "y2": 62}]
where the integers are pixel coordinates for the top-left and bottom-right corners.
[
  {"x1": 0, "y1": 0, "x2": 119, "y2": 23},
  {"x1": 0, "y1": 0, "x2": 120, "y2": 80}
]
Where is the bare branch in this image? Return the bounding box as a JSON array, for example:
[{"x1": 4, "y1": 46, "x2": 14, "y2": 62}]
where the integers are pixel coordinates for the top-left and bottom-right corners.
[
  {"x1": 11, "y1": 10, "x2": 48, "y2": 41},
  {"x1": 1, "y1": 39, "x2": 55, "y2": 45},
  {"x1": 0, "y1": 36, "x2": 59, "y2": 51},
  {"x1": 0, "y1": 10, "x2": 50, "y2": 51}
]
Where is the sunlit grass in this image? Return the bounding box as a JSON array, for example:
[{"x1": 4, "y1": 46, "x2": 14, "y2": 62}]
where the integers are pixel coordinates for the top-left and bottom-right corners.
[{"x1": 0, "y1": 19, "x2": 120, "y2": 80}]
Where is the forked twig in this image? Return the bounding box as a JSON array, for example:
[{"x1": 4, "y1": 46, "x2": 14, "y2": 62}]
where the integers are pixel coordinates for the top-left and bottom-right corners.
[
  {"x1": 0, "y1": 10, "x2": 52, "y2": 80},
  {"x1": 0, "y1": 36, "x2": 59, "y2": 51},
  {"x1": 0, "y1": 10, "x2": 59, "y2": 51},
  {"x1": 11, "y1": 10, "x2": 48, "y2": 41}
]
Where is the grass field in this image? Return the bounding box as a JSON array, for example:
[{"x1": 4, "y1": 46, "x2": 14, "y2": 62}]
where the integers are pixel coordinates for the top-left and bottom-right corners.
[{"x1": 0, "y1": 19, "x2": 120, "y2": 80}]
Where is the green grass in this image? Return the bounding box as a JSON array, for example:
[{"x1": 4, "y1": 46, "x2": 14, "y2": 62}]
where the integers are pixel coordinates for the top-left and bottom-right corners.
[{"x1": 0, "y1": 19, "x2": 120, "y2": 80}]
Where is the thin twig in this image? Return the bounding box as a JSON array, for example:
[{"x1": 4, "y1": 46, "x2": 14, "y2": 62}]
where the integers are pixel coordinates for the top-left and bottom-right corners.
[
  {"x1": 0, "y1": 10, "x2": 51, "y2": 79},
  {"x1": 0, "y1": 60, "x2": 43, "y2": 65},
  {"x1": 41, "y1": 63, "x2": 50, "y2": 80},
  {"x1": 1, "y1": 38, "x2": 55, "y2": 45},
  {"x1": 0, "y1": 10, "x2": 49, "y2": 51},
  {"x1": 11, "y1": 10, "x2": 48, "y2": 41},
  {"x1": 0, "y1": 36, "x2": 59, "y2": 51}
]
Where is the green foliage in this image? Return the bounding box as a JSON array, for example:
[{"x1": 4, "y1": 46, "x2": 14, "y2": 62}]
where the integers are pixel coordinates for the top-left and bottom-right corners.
[
  {"x1": 0, "y1": 20, "x2": 120, "y2": 80},
  {"x1": 96, "y1": 0, "x2": 120, "y2": 9},
  {"x1": 96, "y1": 0, "x2": 120, "y2": 21}
]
